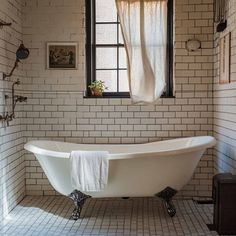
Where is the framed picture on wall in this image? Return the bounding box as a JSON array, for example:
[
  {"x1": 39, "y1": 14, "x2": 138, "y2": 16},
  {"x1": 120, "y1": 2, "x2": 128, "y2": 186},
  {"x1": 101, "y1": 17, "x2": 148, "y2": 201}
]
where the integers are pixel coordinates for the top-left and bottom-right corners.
[
  {"x1": 46, "y1": 42, "x2": 77, "y2": 69},
  {"x1": 219, "y1": 32, "x2": 231, "y2": 84}
]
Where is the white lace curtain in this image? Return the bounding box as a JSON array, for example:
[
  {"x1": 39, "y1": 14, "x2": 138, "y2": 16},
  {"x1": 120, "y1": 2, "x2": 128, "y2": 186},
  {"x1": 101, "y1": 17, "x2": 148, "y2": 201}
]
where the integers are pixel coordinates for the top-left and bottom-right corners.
[{"x1": 116, "y1": 0, "x2": 168, "y2": 104}]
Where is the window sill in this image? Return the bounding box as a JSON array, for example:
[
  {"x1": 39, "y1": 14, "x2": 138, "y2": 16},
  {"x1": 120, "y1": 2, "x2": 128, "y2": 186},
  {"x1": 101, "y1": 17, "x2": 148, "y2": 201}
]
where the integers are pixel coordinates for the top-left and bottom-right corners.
[
  {"x1": 84, "y1": 92, "x2": 130, "y2": 98},
  {"x1": 83, "y1": 94, "x2": 175, "y2": 99},
  {"x1": 83, "y1": 95, "x2": 131, "y2": 99},
  {"x1": 161, "y1": 95, "x2": 175, "y2": 98}
]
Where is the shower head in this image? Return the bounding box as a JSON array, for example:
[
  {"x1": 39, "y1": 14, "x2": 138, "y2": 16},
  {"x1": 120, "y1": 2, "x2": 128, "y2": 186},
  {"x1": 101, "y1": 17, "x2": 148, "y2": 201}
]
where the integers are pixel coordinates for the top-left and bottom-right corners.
[
  {"x1": 16, "y1": 43, "x2": 30, "y2": 60},
  {"x1": 3, "y1": 43, "x2": 30, "y2": 79}
]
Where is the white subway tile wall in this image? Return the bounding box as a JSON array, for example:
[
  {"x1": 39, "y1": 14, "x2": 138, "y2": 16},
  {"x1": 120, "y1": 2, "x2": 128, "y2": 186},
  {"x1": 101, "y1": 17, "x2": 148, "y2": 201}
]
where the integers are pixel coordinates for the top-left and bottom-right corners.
[
  {"x1": 22, "y1": 0, "x2": 214, "y2": 198},
  {"x1": 0, "y1": 0, "x2": 25, "y2": 221},
  {"x1": 213, "y1": 1, "x2": 236, "y2": 174}
]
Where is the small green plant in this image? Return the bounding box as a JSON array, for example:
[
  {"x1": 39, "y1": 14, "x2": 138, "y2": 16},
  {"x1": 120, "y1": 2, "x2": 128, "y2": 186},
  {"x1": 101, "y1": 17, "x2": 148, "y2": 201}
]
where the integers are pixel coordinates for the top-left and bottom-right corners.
[{"x1": 88, "y1": 80, "x2": 108, "y2": 96}]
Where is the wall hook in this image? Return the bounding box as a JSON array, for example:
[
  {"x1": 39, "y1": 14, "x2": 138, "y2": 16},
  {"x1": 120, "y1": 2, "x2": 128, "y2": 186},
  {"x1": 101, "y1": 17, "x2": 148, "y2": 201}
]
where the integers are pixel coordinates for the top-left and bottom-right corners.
[{"x1": 0, "y1": 19, "x2": 12, "y2": 28}]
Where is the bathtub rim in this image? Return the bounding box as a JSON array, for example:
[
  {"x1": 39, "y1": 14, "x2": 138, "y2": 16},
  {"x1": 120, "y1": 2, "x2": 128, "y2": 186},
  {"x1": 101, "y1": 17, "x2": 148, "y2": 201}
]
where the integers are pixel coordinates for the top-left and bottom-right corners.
[{"x1": 24, "y1": 136, "x2": 216, "y2": 160}]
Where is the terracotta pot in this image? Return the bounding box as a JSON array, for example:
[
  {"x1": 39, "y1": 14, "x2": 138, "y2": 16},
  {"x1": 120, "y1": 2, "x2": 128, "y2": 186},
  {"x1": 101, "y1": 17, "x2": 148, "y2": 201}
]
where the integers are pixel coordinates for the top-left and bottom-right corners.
[{"x1": 91, "y1": 89, "x2": 103, "y2": 97}]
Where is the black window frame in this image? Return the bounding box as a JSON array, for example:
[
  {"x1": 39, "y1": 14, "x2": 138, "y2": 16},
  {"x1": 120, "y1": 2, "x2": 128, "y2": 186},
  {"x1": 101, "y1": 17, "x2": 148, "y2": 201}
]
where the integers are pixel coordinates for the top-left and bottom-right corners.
[{"x1": 86, "y1": 0, "x2": 174, "y2": 98}]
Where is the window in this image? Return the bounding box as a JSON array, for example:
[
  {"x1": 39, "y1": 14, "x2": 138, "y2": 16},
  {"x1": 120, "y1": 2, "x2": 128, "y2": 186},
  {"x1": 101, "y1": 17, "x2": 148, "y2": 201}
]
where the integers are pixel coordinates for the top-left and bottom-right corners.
[{"x1": 86, "y1": 0, "x2": 173, "y2": 98}]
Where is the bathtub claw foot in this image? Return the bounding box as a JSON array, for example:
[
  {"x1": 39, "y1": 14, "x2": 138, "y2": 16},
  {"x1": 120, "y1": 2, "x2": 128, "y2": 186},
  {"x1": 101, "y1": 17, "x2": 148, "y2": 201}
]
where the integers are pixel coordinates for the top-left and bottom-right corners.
[
  {"x1": 155, "y1": 187, "x2": 177, "y2": 217},
  {"x1": 165, "y1": 201, "x2": 176, "y2": 217},
  {"x1": 69, "y1": 190, "x2": 91, "y2": 220},
  {"x1": 72, "y1": 208, "x2": 81, "y2": 220}
]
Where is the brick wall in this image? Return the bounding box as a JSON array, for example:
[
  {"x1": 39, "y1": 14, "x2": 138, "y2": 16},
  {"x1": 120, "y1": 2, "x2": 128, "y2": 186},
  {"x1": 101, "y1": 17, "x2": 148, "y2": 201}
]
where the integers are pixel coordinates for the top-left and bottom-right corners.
[
  {"x1": 213, "y1": 1, "x2": 236, "y2": 174},
  {"x1": 22, "y1": 0, "x2": 215, "y2": 198},
  {"x1": 0, "y1": 0, "x2": 25, "y2": 221}
]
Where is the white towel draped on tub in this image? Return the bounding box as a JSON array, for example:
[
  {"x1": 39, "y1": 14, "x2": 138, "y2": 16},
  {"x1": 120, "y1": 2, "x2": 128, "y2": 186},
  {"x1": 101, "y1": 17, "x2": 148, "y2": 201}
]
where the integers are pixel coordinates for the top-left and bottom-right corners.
[{"x1": 70, "y1": 151, "x2": 109, "y2": 192}]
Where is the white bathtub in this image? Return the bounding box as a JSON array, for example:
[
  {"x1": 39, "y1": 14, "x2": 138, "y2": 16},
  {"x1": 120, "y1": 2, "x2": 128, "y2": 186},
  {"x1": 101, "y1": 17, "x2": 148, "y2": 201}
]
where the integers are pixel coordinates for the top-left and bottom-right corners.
[
  {"x1": 24, "y1": 136, "x2": 216, "y2": 218},
  {"x1": 24, "y1": 136, "x2": 216, "y2": 197}
]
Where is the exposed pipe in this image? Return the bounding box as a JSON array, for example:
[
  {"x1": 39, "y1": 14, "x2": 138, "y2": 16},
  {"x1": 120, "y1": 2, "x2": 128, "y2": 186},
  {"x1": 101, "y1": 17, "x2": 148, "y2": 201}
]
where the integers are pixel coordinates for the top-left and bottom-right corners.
[{"x1": 0, "y1": 79, "x2": 27, "y2": 126}]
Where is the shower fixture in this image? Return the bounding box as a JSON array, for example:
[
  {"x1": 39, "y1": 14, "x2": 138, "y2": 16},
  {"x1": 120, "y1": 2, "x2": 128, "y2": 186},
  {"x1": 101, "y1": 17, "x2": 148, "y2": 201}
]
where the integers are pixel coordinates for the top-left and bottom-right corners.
[
  {"x1": 3, "y1": 43, "x2": 30, "y2": 79},
  {"x1": 11, "y1": 79, "x2": 28, "y2": 119},
  {"x1": 14, "y1": 95, "x2": 27, "y2": 103},
  {"x1": 0, "y1": 79, "x2": 27, "y2": 126}
]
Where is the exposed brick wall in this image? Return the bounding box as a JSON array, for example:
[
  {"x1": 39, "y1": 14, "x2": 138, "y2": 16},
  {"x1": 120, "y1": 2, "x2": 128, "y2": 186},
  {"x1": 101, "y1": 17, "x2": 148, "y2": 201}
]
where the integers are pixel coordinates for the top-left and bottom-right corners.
[
  {"x1": 213, "y1": 1, "x2": 236, "y2": 174},
  {"x1": 0, "y1": 0, "x2": 25, "y2": 222},
  {"x1": 22, "y1": 0, "x2": 214, "y2": 198}
]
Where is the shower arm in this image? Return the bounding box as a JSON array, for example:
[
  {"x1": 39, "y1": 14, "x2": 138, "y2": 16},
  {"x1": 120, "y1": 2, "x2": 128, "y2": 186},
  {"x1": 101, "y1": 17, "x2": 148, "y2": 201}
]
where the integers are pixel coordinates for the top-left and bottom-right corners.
[
  {"x1": 3, "y1": 43, "x2": 29, "y2": 80},
  {"x1": 3, "y1": 59, "x2": 20, "y2": 80}
]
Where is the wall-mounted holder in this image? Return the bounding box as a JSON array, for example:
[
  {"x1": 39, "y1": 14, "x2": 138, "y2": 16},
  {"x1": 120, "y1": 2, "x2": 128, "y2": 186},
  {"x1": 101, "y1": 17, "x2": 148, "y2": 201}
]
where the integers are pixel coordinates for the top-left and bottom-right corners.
[
  {"x1": 186, "y1": 39, "x2": 201, "y2": 52},
  {"x1": 0, "y1": 79, "x2": 27, "y2": 126},
  {"x1": 3, "y1": 43, "x2": 30, "y2": 80},
  {"x1": 0, "y1": 19, "x2": 12, "y2": 28}
]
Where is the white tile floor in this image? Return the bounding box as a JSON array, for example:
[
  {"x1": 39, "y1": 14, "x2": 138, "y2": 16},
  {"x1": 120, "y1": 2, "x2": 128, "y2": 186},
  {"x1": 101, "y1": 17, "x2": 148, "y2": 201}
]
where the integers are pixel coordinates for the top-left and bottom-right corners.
[{"x1": 1, "y1": 196, "x2": 221, "y2": 236}]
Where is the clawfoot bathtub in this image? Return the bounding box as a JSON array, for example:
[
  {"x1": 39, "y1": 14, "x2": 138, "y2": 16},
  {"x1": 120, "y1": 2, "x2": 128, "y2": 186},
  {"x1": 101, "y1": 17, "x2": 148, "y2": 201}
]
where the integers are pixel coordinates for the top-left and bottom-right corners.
[{"x1": 24, "y1": 136, "x2": 216, "y2": 219}]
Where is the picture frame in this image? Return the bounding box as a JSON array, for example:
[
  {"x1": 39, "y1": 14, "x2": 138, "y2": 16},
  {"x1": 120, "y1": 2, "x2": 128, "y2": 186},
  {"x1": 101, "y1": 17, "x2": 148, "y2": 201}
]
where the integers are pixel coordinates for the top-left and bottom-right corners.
[
  {"x1": 219, "y1": 32, "x2": 231, "y2": 84},
  {"x1": 46, "y1": 42, "x2": 77, "y2": 69}
]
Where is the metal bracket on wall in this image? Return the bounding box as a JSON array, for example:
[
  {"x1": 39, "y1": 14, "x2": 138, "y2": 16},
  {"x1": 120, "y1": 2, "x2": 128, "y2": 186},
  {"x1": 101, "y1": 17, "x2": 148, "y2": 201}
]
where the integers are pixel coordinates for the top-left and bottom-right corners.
[{"x1": 0, "y1": 19, "x2": 12, "y2": 28}]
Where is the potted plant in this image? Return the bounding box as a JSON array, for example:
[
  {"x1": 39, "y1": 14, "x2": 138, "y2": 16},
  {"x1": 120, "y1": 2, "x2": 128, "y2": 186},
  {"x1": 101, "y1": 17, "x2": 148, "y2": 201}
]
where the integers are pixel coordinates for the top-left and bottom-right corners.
[{"x1": 88, "y1": 80, "x2": 108, "y2": 97}]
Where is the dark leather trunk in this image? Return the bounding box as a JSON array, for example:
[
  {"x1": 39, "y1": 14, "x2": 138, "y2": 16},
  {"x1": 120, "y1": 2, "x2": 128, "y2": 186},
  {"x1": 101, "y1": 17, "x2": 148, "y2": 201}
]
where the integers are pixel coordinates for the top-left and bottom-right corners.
[{"x1": 213, "y1": 173, "x2": 236, "y2": 235}]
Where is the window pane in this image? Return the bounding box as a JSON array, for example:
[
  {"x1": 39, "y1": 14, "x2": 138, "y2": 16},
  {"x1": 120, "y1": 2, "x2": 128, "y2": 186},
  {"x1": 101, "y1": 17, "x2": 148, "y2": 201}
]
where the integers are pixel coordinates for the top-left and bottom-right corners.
[
  {"x1": 119, "y1": 70, "x2": 129, "y2": 92},
  {"x1": 119, "y1": 47, "x2": 127, "y2": 69},
  {"x1": 96, "y1": 24, "x2": 117, "y2": 44},
  {"x1": 96, "y1": 70, "x2": 117, "y2": 92},
  {"x1": 119, "y1": 25, "x2": 124, "y2": 44},
  {"x1": 96, "y1": 0, "x2": 117, "y2": 22},
  {"x1": 96, "y1": 48, "x2": 117, "y2": 69}
]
